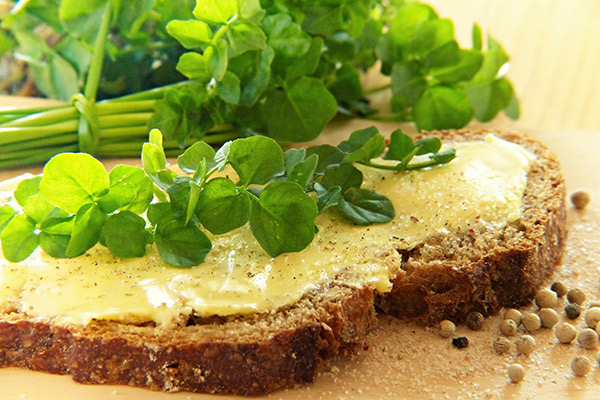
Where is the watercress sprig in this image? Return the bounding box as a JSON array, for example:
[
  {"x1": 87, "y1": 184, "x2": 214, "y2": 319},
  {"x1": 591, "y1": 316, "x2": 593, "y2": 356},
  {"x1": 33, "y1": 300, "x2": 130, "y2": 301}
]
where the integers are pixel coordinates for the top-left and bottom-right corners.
[{"x1": 0, "y1": 126, "x2": 454, "y2": 267}]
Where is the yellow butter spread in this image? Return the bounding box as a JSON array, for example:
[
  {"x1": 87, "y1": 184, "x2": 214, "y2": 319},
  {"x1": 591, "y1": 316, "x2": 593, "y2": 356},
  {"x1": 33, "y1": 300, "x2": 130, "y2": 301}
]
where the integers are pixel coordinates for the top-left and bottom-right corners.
[{"x1": 0, "y1": 134, "x2": 534, "y2": 327}]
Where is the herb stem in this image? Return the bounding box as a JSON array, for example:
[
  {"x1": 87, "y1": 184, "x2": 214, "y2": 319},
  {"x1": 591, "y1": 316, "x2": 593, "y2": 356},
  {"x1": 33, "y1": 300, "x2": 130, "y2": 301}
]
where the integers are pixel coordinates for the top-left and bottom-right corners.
[
  {"x1": 364, "y1": 82, "x2": 392, "y2": 95},
  {"x1": 83, "y1": 2, "x2": 112, "y2": 101}
]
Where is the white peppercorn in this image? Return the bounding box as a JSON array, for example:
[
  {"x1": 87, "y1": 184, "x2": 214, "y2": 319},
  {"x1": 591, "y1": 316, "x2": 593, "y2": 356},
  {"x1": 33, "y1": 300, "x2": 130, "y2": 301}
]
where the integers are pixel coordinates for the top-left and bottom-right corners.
[
  {"x1": 535, "y1": 288, "x2": 558, "y2": 309},
  {"x1": 516, "y1": 335, "x2": 536, "y2": 356},
  {"x1": 507, "y1": 364, "x2": 525, "y2": 383},
  {"x1": 584, "y1": 307, "x2": 600, "y2": 329},
  {"x1": 567, "y1": 288, "x2": 587, "y2": 305},
  {"x1": 571, "y1": 355, "x2": 592, "y2": 377},
  {"x1": 503, "y1": 308, "x2": 522, "y2": 326},
  {"x1": 577, "y1": 328, "x2": 599, "y2": 349},
  {"x1": 466, "y1": 311, "x2": 484, "y2": 330},
  {"x1": 555, "y1": 322, "x2": 577, "y2": 344},
  {"x1": 493, "y1": 337, "x2": 511, "y2": 354},
  {"x1": 539, "y1": 308, "x2": 559, "y2": 328},
  {"x1": 570, "y1": 190, "x2": 591, "y2": 209},
  {"x1": 439, "y1": 320, "x2": 456, "y2": 338},
  {"x1": 588, "y1": 301, "x2": 600, "y2": 308},
  {"x1": 550, "y1": 281, "x2": 568, "y2": 298},
  {"x1": 522, "y1": 312, "x2": 542, "y2": 332},
  {"x1": 565, "y1": 303, "x2": 581, "y2": 319},
  {"x1": 500, "y1": 319, "x2": 518, "y2": 336}
]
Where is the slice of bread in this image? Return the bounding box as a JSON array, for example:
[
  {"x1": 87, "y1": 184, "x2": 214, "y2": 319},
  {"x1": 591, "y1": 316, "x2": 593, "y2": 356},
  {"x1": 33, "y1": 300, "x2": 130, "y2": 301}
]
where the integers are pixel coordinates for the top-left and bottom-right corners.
[
  {"x1": 0, "y1": 130, "x2": 566, "y2": 394},
  {"x1": 0, "y1": 284, "x2": 375, "y2": 395},
  {"x1": 376, "y1": 129, "x2": 567, "y2": 324}
]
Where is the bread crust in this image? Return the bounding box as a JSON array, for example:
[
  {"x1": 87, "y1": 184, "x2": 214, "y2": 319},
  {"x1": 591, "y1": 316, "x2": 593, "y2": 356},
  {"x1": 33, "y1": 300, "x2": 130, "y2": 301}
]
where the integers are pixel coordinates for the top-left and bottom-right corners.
[
  {"x1": 0, "y1": 285, "x2": 375, "y2": 395},
  {"x1": 376, "y1": 129, "x2": 567, "y2": 324}
]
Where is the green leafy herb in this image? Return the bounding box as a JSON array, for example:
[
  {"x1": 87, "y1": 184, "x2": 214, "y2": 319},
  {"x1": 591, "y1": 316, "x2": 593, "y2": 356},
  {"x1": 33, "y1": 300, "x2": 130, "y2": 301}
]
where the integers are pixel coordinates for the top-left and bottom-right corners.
[
  {"x1": 0, "y1": 0, "x2": 517, "y2": 169},
  {"x1": 0, "y1": 125, "x2": 455, "y2": 266}
]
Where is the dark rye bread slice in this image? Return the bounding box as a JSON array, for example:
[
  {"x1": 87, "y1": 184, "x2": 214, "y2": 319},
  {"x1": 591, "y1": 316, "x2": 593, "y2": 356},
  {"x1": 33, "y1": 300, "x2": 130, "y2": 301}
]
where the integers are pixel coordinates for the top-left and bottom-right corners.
[
  {"x1": 0, "y1": 284, "x2": 375, "y2": 395},
  {"x1": 376, "y1": 129, "x2": 567, "y2": 325},
  {"x1": 0, "y1": 129, "x2": 566, "y2": 395}
]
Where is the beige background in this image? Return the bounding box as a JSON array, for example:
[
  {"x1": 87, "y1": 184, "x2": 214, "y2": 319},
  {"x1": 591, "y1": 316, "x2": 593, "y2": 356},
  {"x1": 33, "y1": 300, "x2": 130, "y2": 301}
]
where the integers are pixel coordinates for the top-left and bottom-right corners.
[{"x1": 1, "y1": 1, "x2": 600, "y2": 399}]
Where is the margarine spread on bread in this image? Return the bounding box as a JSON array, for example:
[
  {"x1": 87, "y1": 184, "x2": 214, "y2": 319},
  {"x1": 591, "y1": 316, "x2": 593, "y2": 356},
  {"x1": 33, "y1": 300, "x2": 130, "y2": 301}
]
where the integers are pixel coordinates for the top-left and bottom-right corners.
[{"x1": 0, "y1": 134, "x2": 534, "y2": 326}]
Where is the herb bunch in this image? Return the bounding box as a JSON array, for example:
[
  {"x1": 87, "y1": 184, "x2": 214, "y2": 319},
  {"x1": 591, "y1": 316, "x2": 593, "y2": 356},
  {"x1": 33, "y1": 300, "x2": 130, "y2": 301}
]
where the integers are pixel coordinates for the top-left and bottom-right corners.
[
  {"x1": 0, "y1": 0, "x2": 516, "y2": 168},
  {"x1": 0, "y1": 126, "x2": 454, "y2": 267}
]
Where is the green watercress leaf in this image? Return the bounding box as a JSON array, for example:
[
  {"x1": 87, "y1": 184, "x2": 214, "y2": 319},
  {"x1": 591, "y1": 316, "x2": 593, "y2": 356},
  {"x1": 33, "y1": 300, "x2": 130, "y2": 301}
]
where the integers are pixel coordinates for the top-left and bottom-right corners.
[
  {"x1": 0, "y1": 206, "x2": 16, "y2": 234},
  {"x1": 193, "y1": 0, "x2": 237, "y2": 25},
  {"x1": 40, "y1": 211, "x2": 74, "y2": 235},
  {"x1": 22, "y1": 193, "x2": 55, "y2": 224},
  {"x1": 175, "y1": 51, "x2": 211, "y2": 81},
  {"x1": 227, "y1": 20, "x2": 267, "y2": 56},
  {"x1": 154, "y1": 219, "x2": 212, "y2": 267},
  {"x1": 97, "y1": 165, "x2": 152, "y2": 214},
  {"x1": 14, "y1": 176, "x2": 42, "y2": 207},
  {"x1": 178, "y1": 141, "x2": 216, "y2": 173},
  {"x1": 314, "y1": 183, "x2": 341, "y2": 213},
  {"x1": 40, "y1": 153, "x2": 109, "y2": 214},
  {"x1": 283, "y1": 148, "x2": 306, "y2": 175},
  {"x1": 167, "y1": 178, "x2": 192, "y2": 224},
  {"x1": 321, "y1": 162, "x2": 363, "y2": 193},
  {"x1": 263, "y1": 77, "x2": 337, "y2": 142},
  {"x1": 228, "y1": 136, "x2": 284, "y2": 186},
  {"x1": 166, "y1": 19, "x2": 212, "y2": 49},
  {"x1": 413, "y1": 85, "x2": 473, "y2": 131},
  {"x1": 337, "y1": 188, "x2": 395, "y2": 226},
  {"x1": 305, "y1": 145, "x2": 346, "y2": 176},
  {"x1": 65, "y1": 203, "x2": 106, "y2": 257},
  {"x1": 384, "y1": 129, "x2": 414, "y2": 161},
  {"x1": 103, "y1": 211, "x2": 150, "y2": 258},
  {"x1": 287, "y1": 153, "x2": 318, "y2": 189},
  {"x1": 249, "y1": 181, "x2": 317, "y2": 257},
  {"x1": 196, "y1": 178, "x2": 251, "y2": 234},
  {"x1": 39, "y1": 232, "x2": 70, "y2": 258},
  {"x1": 1, "y1": 214, "x2": 39, "y2": 262},
  {"x1": 216, "y1": 71, "x2": 241, "y2": 104},
  {"x1": 341, "y1": 126, "x2": 386, "y2": 163}
]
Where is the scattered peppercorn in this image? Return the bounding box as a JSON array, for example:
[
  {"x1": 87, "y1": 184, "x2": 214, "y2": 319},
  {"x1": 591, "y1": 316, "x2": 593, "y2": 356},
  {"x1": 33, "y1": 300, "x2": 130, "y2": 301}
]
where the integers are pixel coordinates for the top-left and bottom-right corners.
[
  {"x1": 571, "y1": 355, "x2": 592, "y2": 377},
  {"x1": 570, "y1": 190, "x2": 591, "y2": 209},
  {"x1": 516, "y1": 335, "x2": 536, "y2": 356},
  {"x1": 539, "y1": 308, "x2": 559, "y2": 328},
  {"x1": 550, "y1": 282, "x2": 568, "y2": 297},
  {"x1": 493, "y1": 337, "x2": 511, "y2": 354},
  {"x1": 565, "y1": 303, "x2": 581, "y2": 319},
  {"x1": 452, "y1": 336, "x2": 469, "y2": 349},
  {"x1": 555, "y1": 322, "x2": 577, "y2": 344},
  {"x1": 567, "y1": 288, "x2": 587, "y2": 305},
  {"x1": 500, "y1": 319, "x2": 518, "y2": 336},
  {"x1": 439, "y1": 320, "x2": 456, "y2": 338},
  {"x1": 503, "y1": 308, "x2": 522, "y2": 326},
  {"x1": 577, "y1": 328, "x2": 599, "y2": 349},
  {"x1": 507, "y1": 364, "x2": 525, "y2": 383},
  {"x1": 535, "y1": 288, "x2": 558, "y2": 309},
  {"x1": 522, "y1": 312, "x2": 542, "y2": 332},
  {"x1": 584, "y1": 307, "x2": 600, "y2": 329},
  {"x1": 466, "y1": 311, "x2": 484, "y2": 331}
]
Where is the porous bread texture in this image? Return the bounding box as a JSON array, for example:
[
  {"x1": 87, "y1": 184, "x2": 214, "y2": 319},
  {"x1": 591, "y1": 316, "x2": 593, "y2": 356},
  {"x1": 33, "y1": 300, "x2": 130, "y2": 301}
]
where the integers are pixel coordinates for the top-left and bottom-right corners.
[
  {"x1": 0, "y1": 284, "x2": 375, "y2": 395},
  {"x1": 376, "y1": 129, "x2": 567, "y2": 325}
]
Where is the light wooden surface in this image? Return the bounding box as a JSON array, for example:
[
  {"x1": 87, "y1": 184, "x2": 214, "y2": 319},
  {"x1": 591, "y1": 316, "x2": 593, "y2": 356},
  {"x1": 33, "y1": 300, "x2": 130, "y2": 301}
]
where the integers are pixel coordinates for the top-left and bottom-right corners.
[{"x1": 1, "y1": 1, "x2": 600, "y2": 399}]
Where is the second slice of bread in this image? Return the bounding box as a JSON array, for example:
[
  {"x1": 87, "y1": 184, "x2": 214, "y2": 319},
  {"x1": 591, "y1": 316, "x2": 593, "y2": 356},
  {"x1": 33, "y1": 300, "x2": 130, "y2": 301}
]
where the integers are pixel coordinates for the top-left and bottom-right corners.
[{"x1": 376, "y1": 129, "x2": 567, "y2": 324}]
